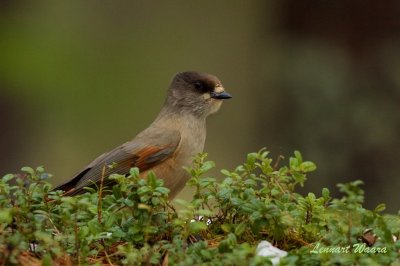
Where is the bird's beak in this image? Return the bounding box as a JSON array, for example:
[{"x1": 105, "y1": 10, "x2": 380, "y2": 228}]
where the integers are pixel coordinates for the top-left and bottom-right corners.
[{"x1": 210, "y1": 90, "x2": 232, "y2": 99}]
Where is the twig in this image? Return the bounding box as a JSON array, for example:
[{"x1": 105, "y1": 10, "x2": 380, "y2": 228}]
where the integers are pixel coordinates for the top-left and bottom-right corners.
[
  {"x1": 98, "y1": 165, "x2": 106, "y2": 224},
  {"x1": 103, "y1": 249, "x2": 114, "y2": 266},
  {"x1": 273, "y1": 155, "x2": 284, "y2": 170}
]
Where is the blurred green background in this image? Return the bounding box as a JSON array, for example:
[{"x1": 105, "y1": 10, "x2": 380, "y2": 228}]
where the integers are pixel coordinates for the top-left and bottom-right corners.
[{"x1": 1, "y1": 1, "x2": 400, "y2": 211}]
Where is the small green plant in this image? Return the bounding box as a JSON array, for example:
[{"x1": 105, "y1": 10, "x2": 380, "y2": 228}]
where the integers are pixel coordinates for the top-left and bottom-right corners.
[{"x1": 0, "y1": 150, "x2": 399, "y2": 265}]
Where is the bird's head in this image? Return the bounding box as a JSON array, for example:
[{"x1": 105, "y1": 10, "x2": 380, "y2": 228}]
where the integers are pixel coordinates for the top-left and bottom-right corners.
[{"x1": 166, "y1": 71, "x2": 232, "y2": 118}]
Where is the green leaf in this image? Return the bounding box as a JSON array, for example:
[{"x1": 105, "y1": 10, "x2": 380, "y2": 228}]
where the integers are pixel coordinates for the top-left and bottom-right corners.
[
  {"x1": 129, "y1": 167, "x2": 140, "y2": 177},
  {"x1": 221, "y1": 169, "x2": 231, "y2": 176},
  {"x1": 155, "y1": 187, "x2": 170, "y2": 195},
  {"x1": 300, "y1": 161, "x2": 317, "y2": 172},
  {"x1": 196, "y1": 209, "x2": 213, "y2": 217},
  {"x1": 124, "y1": 198, "x2": 134, "y2": 207},
  {"x1": 0, "y1": 208, "x2": 13, "y2": 224},
  {"x1": 36, "y1": 166, "x2": 45, "y2": 172},
  {"x1": 246, "y1": 153, "x2": 258, "y2": 166},
  {"x1": 189, "y1": 221, "x2": 207, "y2": 233},
  {"x1": 137, "y1": 186, "x2": 151, "y2": 195},
  {"x1": 234, "y1": 223, "x2": 247, "y2": 236},
  {"x1": 2, "y1": 174, "x2": 14, "y2": 182},
  {"x1": 151, "y1": 197, "x2": 160, "y2": 205},
  {"x1": 289, "y1": 157, "x2": 298, "y2": 169},
  {"x1": 374, "y1": 203, "x2": 386, "y2": 213},
  {"x1": 200, "y1": 161, "x2": 215, "y2": 172},
  {"x1": 307, "y1": 192, "x2": 316, "y2": 201},
  {"x1": 322, "y1": 188, "x2": 330, "y2": 199},
  {"x1": 221, "y1": 223, "x2": 231, "y2": 233},
  {"x1": 271, "y1": 187, "x2": 280, "y2": 196},
  {"x1": 112, "y1": 186, "x2": 123, "y2": 199},
  {"x1": 294, "y1": 150, "x2": 303, "y2": 163},
  {"x1": 21, "y1": 166, "x2": 34, "y2": 174}
]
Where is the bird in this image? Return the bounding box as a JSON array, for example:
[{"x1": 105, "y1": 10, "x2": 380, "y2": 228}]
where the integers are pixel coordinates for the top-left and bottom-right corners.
[{"x1": 54, "y1": 71, "x2": 232, "y2": 199}]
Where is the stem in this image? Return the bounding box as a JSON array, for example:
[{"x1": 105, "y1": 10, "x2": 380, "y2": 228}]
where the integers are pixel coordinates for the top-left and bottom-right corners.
[{"x1": 98, "y1": 165, "x2": 106, "y2": 224}]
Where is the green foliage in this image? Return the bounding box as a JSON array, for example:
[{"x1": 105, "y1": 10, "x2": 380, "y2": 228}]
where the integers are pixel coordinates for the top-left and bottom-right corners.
[{"x1": 0, "y1": 150, "x2": 399, "y2": 265}]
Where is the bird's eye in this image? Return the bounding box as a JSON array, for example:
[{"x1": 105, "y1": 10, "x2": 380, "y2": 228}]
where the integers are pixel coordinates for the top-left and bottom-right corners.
[{"x1": 194, "y1": 82, "x2": 203, "y2": 90}]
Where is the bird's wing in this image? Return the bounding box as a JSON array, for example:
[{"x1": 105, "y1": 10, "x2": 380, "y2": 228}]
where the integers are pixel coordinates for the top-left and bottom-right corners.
[{"x1": 54, "y1": 128, "x2": 181, "y2": 195}]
